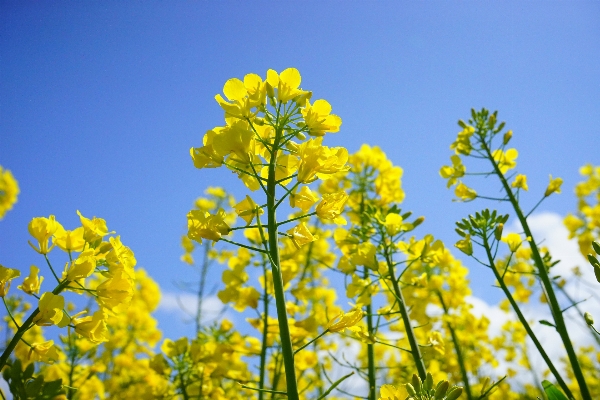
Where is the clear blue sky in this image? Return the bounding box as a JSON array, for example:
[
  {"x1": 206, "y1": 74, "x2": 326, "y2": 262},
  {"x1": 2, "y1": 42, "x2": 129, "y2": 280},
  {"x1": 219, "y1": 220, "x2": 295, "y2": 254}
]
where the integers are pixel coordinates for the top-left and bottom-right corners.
[{"x1": 1, "y1": 2, "x2": 599, "y2": 340}]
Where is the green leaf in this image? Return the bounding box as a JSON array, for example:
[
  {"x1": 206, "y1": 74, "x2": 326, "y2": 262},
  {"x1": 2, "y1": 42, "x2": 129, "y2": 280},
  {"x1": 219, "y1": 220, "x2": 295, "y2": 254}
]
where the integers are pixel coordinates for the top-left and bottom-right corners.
[
  {"x1": 539, "y1": 320, "x2": 556, "y2": 328},
  {"x1": 594, "y1": 264, "x2": 600, "y2": 284},
  {"x1": 542, "y1": 380, "x2": 568, "y2": 400}
]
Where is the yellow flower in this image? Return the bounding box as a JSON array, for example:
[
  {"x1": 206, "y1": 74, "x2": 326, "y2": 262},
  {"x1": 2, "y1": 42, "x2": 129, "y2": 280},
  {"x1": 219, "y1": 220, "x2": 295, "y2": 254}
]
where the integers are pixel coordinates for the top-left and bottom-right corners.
[
  {"x1": 440, "y1": 155, "x2": 466, "y2": 188},
  {"x1": 190, "y1": 129, "x2": 225, "y2": 170},
  {"x1": 502, "y1": 233, "x2": 523, "y2": 252},
  {"x1": 544, "y1": 175, "x2": 563, "y2": 197},
  {"x1": 214, "y1": 73, "x2": 265, "y2": 120},
  {"x1": 96, "y1": 271, "x2": 134, "y2": 311},
  {"x1": 428, "y1": 331, "x2": 445, "y2": 355},
  {"x1": 286, "y1": 222, "x2": 317, "y2": 249},
  {"x1": 161, "y1": 337, "x2": 189, "y2": 358},
  {"x1": 28, "y1": 215, "x2": 62, "y2": 254},
  {"x1": 234, "y1": 195, "x2": 264, "y2": 225},
  {"x1": 350, "y1": 242, "x2": 378, "y2": 270},
  {"x1": 454, "y1": 181, "x2": 477, "y2": 201},
  {"x1": 29, "y1": 340, "x2": 60, "y2": 364},
  {"x1": 316, "y1": 191, "x2": 348, "y2": 225},
  {"x1": 0, "y1": 265, "x2": 20, "y2": 297},
  {"x1": 18, "y1": 265, "x2": 43, "y2": 295},
  {"x1": 53, "y1": 226, "x2": 85, "y2": 252},
  {"x1": 492, "y1": 148, "x2": 518, "y2": 174},
  {"x1": 266, "y1": 67, "x2": 311, "y2": 104},
  {"x1": 297, "y1": 137, "x2": 349, "y2": 183},
  {"x1": 378, "y1": 384, "x2": 407, "y2": 400},
  {"x1": 455, "y1": 234, "x2": 473, "y2": 256},
  {"x1": 65, "y1": 249, "x2": 96, "y2": 281},
  {"x1": 301, "y1": 99, "x2": 342, "y2": 136},
  {"x1": 327, "y1": 309, "x2": 364, "y2": 332},
  {"x1": 211, "y1": 120, "x2": 255, "y2": 164},
  {"x1": 511, "y1": 174, "x2": 528, "y2": 191},
  {"x1": 187, "y1": 209, "x2": 231, "y2": 243},
  {"x1": 450, "y1": 125, "x2": 475, "y2": 155},
  {"x1": 289, "y1": 186, "x2": 319, "y2": 212},
  {"x1": 77, "y1": 210, "x2": 109, "y2": 244},
  {"x1": 0, "y1": 165, "x2": 19, "y2": 220},
  {"x1": 72, "y1": 310, "x2": 109, "y2": 344},
  {"x1": 33, "y1": 292, "x2": 68, "y2": 327}
]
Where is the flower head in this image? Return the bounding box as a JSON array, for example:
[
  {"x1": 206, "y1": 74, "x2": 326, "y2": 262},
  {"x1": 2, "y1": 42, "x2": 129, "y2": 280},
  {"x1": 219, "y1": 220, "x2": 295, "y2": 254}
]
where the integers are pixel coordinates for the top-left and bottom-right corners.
[
  {"x1": 0, "y1": 265, "x2": 20, "y2": 297},
  {"x1": 544, "y1": 175, "x2": 563, "y2": 197},
  {"x1": 286, "y1": 223, "x2": 317, "y2": 249},
  {"x1": 28, "y1": 215, "x2": 62, "y2": 254},
  {"x1": 316, "y1": 191, "x2": 348, "y2": 225},
  {"x1": 0, "y1": 166, "x2": 19, "y2": 220},
  {"x1": 18, "y1": 265, "x2": 43, "y2": 295},
  {"x1": 301, "y1": 99, "x2": 342, "y2": 136},
  {"x1": 33, "y1": 292, "x2": 67, "y2": 327},
  {"x1": 187, "y1": 209, "x2": 231, "y2": 243}
]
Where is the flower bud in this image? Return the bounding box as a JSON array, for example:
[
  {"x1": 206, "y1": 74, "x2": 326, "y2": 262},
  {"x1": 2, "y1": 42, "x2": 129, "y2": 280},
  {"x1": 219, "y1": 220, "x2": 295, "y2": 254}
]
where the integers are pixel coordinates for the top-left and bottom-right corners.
[
  {"x1": 494, "y1": 223, "x2": 503, "y2": 241},
  {"x1": 406, "y1": 383, "x2": 417, "y2": 397},
  {"x1": 447, "y1": 387, "x2": 464, "y2": 400},
  {"x1": 585, "y1": 312, "x2": 594, "y2": 326},
  {"x1": 434, "y1": 381, "x2": 449, "y2": 399},
  {"x1": 503, "y1": 130, "x2": 513, "y2": 145},
  {"x1": 265, "y1": 82, "x2": 275, "y2": 98}
]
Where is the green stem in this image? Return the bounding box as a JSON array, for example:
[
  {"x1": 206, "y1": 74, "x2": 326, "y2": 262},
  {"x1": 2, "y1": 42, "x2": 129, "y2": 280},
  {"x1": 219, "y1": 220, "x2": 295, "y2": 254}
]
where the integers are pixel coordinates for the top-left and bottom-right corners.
[
  {"x1": 481, "y1": 234, "x2": 574, "y2": 399},
  {"x1": 259, "y1": 260, "x2": 270, "y2": 400},
  {"x1": 267, "y1": 122, "x2": 298, "y2": 400},
  {"x1": 482, "y1": 140, "x2": 590, "y2": 399},
  {"x1": 364, "y1": 266, "x2": 377, "y2": 400},
  {"x1": 384, "y1": 247, "x2": 427, "y2": 380},
  {"x1": 436, "y1": 291, "x2": 473, "y2": 400},
  {"x1": 196, "y1": 241, "x2": 210, "y2": 336}
]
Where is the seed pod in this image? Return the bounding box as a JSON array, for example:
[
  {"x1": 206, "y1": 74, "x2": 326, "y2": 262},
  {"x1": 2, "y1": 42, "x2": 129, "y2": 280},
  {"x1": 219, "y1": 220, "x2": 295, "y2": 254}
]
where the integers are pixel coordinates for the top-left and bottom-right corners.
[
  {"x1": 434, "y1": 381, "x2": 449, "y2": 399},
  {"x1": 446, "y1": 387, "x2": 464, "y2": 400}
]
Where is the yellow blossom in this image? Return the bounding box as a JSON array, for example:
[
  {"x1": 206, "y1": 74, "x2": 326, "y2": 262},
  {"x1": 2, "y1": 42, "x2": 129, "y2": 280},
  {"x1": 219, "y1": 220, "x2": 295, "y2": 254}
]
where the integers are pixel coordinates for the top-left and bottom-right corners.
[
  {"x1": 286, "y1": 223, "x2": 317, "y2": 249},
  {"x1": 301, "y1": 99, "x2": 342, "y2": 136},
  {"x1": 18, "y1": 265, "x2": 43, "y2": 295},
  {"x1": 428, "y1": 331, "x2": 445, "y2": 355},
  {"x1": 0, "y1": 166, "x2": 19, "y2": 220},
  {"x1": 28, "y1": 215, "x2": 62, "y2": 254},
  {"x1": 72, "y1": 310, "x2": 109, "y2": 344},
  {"x1": 234, "y1": 195, "x2": 263, "y2": 225},
  {"x1": 544, "y1": 175, "x2": 563, "y2": 197},
  {"x1": 77, "y1": 210, "x2": 109, "y2": 244},
  {"x1": 187, "y1": 209, "x2": 231, "y2": 243},
  {"x1": 96, "y1": 271, "x2": 134, "y2": 311},
  {"x1": 492, "y1": 148, "x2": 518, "y2": 174},
  {"x1": 296, "y1": 137, "x2": 349, "y2": 183},
  {"x1": 316, "y1": 190, "x2": 348, "y2": 225},
  {"x1": 454, "y1": 181, "x2": 477, "y2": 201},
  {"x1": 511, "y1": 174, "x2": 528, "y2": 191},
  {"x1": 33, "y1": 292, "x2": 68, "y2": 327},
  {"x1": 326, "y1": 309, "x2": 363, "y2": 332},
  {"x1": 266, "y1": 67, "x2": 311, "y2": 104},
  {"x1": 66, "y1": 249, "x2": 96, "y2": 280},
  {"x1": 440, "y1": 155, "x2": 466, "y2": 188},
  {"x1": 0, "y1": 265, "x2": 20, "y2": 297},
  {"x1": 450, "y1": 125, "x2": 475, "y2": 155},
  {"x1": 53, "y1": 226, "x2": 85, "y2": 252},
  {"x1": 502, "y1": 233, "x2": 523, "y2": 252},
  {"x1": 29, "y1": 340, "x2": 60, "y2": 364},
  {"x1": 455, "y1": 234, "x2": 473, "y2": 256},
  {"x1": 379, "y1": 384, "x2": 407, "y2": 400},
  {"x1": 290, "y1": 185, "x2": 319, "y2": 212}
]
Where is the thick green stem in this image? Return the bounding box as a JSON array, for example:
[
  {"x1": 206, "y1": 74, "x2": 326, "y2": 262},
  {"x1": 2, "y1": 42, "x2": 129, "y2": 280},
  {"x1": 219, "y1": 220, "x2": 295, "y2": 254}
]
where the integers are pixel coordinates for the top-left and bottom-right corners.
[
  {"x1": 436, "y1": 291, "x2": 473, "y2": 400},
  {"x1": 481, "y1": 235, "x2": 574, "y2": 399},
  {"x1": 482, "y1": 140, "x2": 590, "y2": 399},
  {"x1": 259, "y1": 260, "x2": 270, "y2": 400},
  {"x1": 364, "y1": 266, "x2": 377, "y2": 400},
  {"x1": 267, "y1": 126, "x2": 299, "y2": 400},
  {"x1": 384, "y1": 252, "x2": 427, "y2": 381}
]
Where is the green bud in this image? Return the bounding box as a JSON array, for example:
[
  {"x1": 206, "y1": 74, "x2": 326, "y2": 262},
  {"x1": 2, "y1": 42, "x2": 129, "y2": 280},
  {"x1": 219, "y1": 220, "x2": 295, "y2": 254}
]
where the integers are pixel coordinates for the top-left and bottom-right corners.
[
  {"x1": 412, "y1": 374, "x2": 422, "y2": 393},
  {"x1": 585, "y1": 312, "x2": 594, "y2": 326},
  {"x1": 406, "y1": 383, "x2": 417, "y2": 396},
  {"x1": 494, "y1": 223, "x2": 504, "y2": 241},
  {"x1": 446, "y1": 387, "x2": 464, "y2": 400},
  {"x1": 413, "y1": 216, "x2": 425, "y2": 228},
  {"x1": 434, "y1": 381, "x2": 449, "y2": 399},
  {"x1": 295, "y1": 132, "x2": 307, "y2": 141},
  {"x1": 503, "y1": 130, "x2": 513, "y2": 145},
  {"x1": 425, "y1": 373, "x2": 434, "y2": 391},
  {"x1": 593, "y1": 241, "x2": 600, "y2": 255}
]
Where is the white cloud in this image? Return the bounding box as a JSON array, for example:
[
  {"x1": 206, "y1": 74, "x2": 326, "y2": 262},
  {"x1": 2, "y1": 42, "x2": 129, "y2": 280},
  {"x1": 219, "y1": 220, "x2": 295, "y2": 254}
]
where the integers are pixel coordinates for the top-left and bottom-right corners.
[{"x1": 158, "y1": 291, "x2": 225, "y2": 325}]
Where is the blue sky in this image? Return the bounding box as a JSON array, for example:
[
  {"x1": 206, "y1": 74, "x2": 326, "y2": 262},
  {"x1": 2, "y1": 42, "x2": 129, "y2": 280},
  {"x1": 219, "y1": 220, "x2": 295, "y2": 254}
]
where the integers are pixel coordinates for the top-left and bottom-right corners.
[{"x1": 1, "y1": 2, "x2": 599, "y2": 341}]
